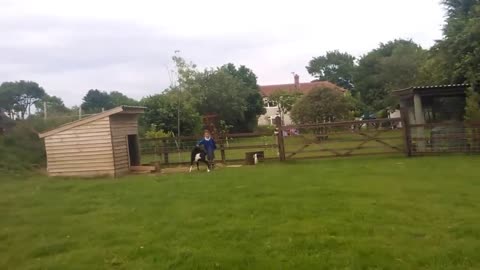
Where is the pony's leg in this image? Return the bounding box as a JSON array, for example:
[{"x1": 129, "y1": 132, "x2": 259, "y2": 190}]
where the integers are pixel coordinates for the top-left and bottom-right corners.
[
  {"x1": 202, "y1": 160, "x2": 210, "y2": 172},
  {"x1": 197, "y1": 162, "x2": 200, "y2": 171}
]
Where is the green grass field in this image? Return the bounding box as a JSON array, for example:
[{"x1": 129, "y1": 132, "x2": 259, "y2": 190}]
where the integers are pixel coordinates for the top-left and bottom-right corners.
[{"x1": 1, "y1": 156, "x2": 480, "y2": 269}]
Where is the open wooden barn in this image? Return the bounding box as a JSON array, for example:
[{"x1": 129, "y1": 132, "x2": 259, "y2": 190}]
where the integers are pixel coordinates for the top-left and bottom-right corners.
[{"x1": 38, "y1": 106, "x2": 145, "y2": 177}]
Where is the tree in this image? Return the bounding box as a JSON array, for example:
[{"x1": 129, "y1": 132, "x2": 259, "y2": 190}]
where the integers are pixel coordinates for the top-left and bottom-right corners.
[
  {"x1": 109, "y1": 91, "x2": 139, "y2": 107},
  {"x1": 35, "y1": 95, "x2": 70, "y2": 115},
  {"x1": 81, "y1": 89, "x2": 114, "y2": 113},
  {"x1": 465, "y1": 87, "x2": 480, "y2": 121},
  {"x1": 0, "y1": 81, "x2": 46, "y2": 119},
  {"x1": 220, "y1": 64, "x2": 266, "y2": 131},
  {"x1": 354, "y1": 39, "x2": 426, "y2": 112},
  {"x1": 141, "y1": 92, "x2": 200, "y2": 136},
  {"x1": 306, "y1": 51, "x2": 356, "y2": 90},
  {"x1": 171, "y1": 56, "x2": 265, "y2": 133},
  {"x1": 290, "y1": 87, "x2": 351, "y2": 124},
  {"x1": 269, "y1": 90, "x2": 303, "y2": 123},
  {"x1": 187, "y1": 69, "x2": 251, "y2": 132}
]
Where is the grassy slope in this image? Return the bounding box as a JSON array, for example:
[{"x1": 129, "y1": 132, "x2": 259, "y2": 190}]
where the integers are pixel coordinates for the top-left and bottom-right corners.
[{"x1": 1, "y1": 156, "x2": 480, "y2": 269}]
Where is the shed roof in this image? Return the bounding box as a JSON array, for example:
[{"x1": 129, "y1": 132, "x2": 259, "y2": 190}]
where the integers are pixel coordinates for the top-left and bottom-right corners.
[
  {"x1": 39, "y1": 105, "x2": 146, "y2": 139},
  {"x1": 392, "y1": 84, "x2": 470, "y2": 98}
]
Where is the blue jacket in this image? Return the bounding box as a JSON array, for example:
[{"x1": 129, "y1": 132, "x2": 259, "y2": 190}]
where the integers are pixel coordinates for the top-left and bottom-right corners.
[{"x1": 198, "y1": 137, "x2": 216, "y2": 152}]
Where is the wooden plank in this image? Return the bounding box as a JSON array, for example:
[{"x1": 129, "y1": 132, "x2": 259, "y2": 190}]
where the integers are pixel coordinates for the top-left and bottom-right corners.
[
  {"x1": 46, "y1": 146, "x2": 113, "y2": 155},
  {"x1": 47, "y1": 132, "x2": 111, "y2": 139},
  {"x1": 48, "y1": 161, "x2": 114, "y2": 169},
  {"x1": 45, "y1": 137, "x2": 113, "y2": 145},
  {"x1": 287, "y1": 144, "x2": 311, "y2": 159},
  {"x1": 45, "y1": 141, "x2": 111, "y2": 149},
  {"x1": 49, "y1": 170, "x2": 115, "y2": 177},
  {"x1": 47, "y1": 154, "x2": 114, "y2": 162},
  {"x1": 356, "y1": 132, "x2": 403, "y2": 152},
  {"x1": 48, "y1": 166, "x2": 116, "y2": 173},
  {"x1": 47, "y1": 152, "x2": 114, "y2": 159}
]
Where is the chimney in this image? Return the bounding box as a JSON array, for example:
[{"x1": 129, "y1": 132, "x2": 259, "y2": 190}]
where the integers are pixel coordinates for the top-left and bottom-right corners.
[{"x1": 294, "y1": 74, "x2": 300, "y2": 89}]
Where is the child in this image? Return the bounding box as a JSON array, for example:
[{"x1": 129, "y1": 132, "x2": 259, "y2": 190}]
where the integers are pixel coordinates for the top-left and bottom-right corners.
[{"x1": 197, "y1": 130, "x2": 217, "y2": 168}]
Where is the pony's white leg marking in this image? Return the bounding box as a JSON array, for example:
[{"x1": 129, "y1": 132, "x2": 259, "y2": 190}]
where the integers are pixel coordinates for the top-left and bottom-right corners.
[{"x1": 189, "y1": 166, "x2": 193, "y2": 172}]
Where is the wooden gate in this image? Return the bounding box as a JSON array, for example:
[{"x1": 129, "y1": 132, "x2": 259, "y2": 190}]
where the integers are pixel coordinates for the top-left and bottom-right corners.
[{"x1": 275, "y1": 117, "x2": 406, "y2": 161}]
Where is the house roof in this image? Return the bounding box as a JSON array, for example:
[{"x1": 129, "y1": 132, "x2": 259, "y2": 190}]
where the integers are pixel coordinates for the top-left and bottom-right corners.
[
  {"x1": 39, "y1": 105, "x2": 146, "y2": 139},
  {"x1": 260, "y1": 81, "x2": 347, "y2": 97},
  {"x1": 392, "y1": 84, "x2": 470, "y2": 98}
]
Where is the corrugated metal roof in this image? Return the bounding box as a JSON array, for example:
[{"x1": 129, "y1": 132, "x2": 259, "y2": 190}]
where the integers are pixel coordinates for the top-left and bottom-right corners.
[{"x1": 392, "y1": 84, "x2": 470, "y2": 96}]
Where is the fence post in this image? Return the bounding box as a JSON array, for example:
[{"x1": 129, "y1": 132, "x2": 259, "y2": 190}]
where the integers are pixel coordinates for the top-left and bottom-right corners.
[
  {"x1": 220, "y1": 143, "x2": 226, "y2": 163},
  {"x1": 400, "y1": 108, "x2": 412, "y2": 157},
  {"x1": 275, "y1": 116, "x2": 286, "y2": 161},
  {"x1": 162, "y1": 139, "x2": 169, "y2": 164}
]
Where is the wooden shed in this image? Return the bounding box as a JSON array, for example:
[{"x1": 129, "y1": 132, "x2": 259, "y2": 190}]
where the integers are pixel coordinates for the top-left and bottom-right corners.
[{"x1": 38, "y1": 106, "x2": 145, "y2": 177}]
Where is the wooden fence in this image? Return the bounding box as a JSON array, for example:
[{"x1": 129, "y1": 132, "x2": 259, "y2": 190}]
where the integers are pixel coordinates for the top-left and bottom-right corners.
[
  {"x1": 140, "y1": 132, "x2": 278, "y2": 165},
  {"x1": 275, "y1": 117, "x2": 406, "y2": 161},
  {"x1": 140, "y1": 114, "x2": 480, "y2": 166}
]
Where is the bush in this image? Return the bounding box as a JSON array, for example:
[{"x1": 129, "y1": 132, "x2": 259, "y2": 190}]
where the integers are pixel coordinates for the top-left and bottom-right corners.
[{"x1": 0, "y1": 121, "x2": 45, "y2": 175}]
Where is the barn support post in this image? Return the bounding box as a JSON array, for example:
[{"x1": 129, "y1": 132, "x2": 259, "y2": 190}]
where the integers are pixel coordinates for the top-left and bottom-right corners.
[
  {"x1": 413, "y1": 94, "x2": 426, "y2": 152},
  {"x1": 400, "y1": 107, "x2": 412, "y2": 157},
  {"x1": 275, "y1": 116, "x2": 286, "y2": 161}
]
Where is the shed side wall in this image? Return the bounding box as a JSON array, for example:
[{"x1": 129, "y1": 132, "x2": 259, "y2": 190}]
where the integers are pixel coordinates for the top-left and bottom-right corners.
[{"x1": 44, "y1": 117, "x2": 115, "y2": 177}]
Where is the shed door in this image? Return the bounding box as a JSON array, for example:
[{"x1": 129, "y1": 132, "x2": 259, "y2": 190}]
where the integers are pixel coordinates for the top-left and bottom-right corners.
[{"x1": 127, "y1": 135, "x2": 140, "y2": 166}]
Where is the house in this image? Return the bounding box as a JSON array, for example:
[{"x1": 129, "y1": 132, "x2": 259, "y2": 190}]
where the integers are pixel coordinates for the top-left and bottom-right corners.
[
  {"x1": 38, "y1": 106, "x2": 145, "y2": 177},
  {"x1": 258, "y1": 74, "x2": 347, "y2": 126}
]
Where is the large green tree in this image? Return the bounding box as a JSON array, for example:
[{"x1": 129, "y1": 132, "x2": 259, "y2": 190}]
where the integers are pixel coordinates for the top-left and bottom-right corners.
[
  {"x1": 306, "y1": 51, "x2": 356, "y2": 90},
  {"x1": 354, "y1": 39, "x2": 426, "y2": 112},
  {"x1": 291, "y1": 87, "x2": 351, "y2": 124},
  {"x1": 0, "y1": 81, "x2": 46, "y2": 119},
  {"x1": 81, "y1": 90, "x2": 138, "y2": 113},
  {"x1": 35, "y1": 95, "x2": 70, "y2": 115},
  {"x1": 424, "y1": 0, "x2": 480, "y2": 85},
  {"x1": 187, "y1": 68, "x2": 251, "y2": 132},
  {"x1": 109, "y1": 91, "x2": 139, "y2": 107},
  {"x1": 81, "y1": 90, "x2": 114, "y2": 113},
  {"x1": 220, "y1": 63, "x2": 265, "y2": 131},
  {"x1": 141, "y1": 92, "x2": 200, "y2": 136},
  {"x1": 172, "y1": 56, "x2": 265, "y2": 133}
]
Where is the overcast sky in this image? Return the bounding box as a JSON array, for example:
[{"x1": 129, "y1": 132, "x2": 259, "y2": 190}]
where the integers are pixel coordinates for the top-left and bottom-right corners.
[{"x1": 1, "y1": 0, "x2": 446, "y2": 106}]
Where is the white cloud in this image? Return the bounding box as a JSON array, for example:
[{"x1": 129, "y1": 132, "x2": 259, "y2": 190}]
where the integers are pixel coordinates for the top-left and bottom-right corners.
[{"x1": 0, "y1": 0, "x2": 445, "y2": 106}]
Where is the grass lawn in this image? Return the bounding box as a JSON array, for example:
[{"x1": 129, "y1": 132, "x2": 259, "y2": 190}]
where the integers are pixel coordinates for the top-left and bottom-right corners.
[{"x1": 1, "y1": 156, "x2": 480, "y2": 269}]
